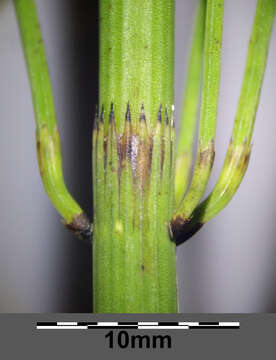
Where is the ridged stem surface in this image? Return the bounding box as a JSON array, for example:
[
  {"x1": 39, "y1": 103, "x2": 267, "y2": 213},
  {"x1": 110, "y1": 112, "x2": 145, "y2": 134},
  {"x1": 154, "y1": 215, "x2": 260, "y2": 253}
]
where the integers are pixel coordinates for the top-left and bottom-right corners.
[
  {"x1": 99, "y1": 0, "x2": 175, "y2": 130},
  {"x1": 94, "y1": 0, "x2": 177, "y2": 313}
]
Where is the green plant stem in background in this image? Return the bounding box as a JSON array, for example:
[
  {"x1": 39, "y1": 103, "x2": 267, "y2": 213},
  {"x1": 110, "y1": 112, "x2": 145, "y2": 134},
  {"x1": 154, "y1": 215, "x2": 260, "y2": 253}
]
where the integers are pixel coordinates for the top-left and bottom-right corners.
[
  {"x1": 180, "y1": 0, "x2": 276, "y2": 238},
  {"x1": 94, "y1": 0, "x2": 177, "y2": 313},
  {"x1": 14, "y1": 0, "x2": 90, "y2": 239},
  {"x1": 175, "y1": 0, "x2": 206, "y2": 205},
  {"x1": 173, "y1": 0, "x2": 224, "y2": 226}
]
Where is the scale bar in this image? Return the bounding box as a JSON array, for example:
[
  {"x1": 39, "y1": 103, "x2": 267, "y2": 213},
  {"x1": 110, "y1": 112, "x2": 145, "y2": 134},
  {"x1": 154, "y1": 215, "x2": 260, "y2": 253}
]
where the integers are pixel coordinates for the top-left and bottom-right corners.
[{"x1": 37, "y1": 321, "x2": 239, "y2": 330}]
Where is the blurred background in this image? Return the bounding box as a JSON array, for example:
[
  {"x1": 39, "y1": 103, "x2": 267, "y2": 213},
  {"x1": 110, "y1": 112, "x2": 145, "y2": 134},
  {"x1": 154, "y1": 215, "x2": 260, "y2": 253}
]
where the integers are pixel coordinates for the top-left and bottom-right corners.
[{"x1": 0, "y1": 0, "x2": 275, "y2": 312}]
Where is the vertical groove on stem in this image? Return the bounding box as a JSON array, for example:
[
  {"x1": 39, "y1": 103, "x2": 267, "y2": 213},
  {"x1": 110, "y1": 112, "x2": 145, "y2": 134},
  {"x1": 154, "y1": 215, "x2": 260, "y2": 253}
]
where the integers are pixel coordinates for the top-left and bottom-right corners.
[{"x1": 94, "y1": 0, "x2": 177, "y2": 313}]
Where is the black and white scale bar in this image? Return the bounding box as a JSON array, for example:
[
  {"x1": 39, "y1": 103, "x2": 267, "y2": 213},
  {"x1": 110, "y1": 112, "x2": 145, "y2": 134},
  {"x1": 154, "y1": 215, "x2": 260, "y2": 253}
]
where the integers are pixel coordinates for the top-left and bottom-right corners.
[{"x1": 36, "y1": 321, "x2": 239, "y2": 330}]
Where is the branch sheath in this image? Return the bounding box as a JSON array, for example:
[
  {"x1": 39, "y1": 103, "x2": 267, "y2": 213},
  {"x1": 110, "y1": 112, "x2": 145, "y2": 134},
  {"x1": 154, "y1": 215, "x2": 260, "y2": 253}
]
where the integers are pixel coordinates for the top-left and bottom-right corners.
[
  {"x1": 14, "y1": 0, "x2": 90, "y2": 239},
  {"x1": 175, "y1": 0, "x2": 206, "y2": 205},
  {"x1": 172, "y1": 0, "x2": 276, "y2": 244},
  {"x1": 173, "y1": 0, "x2": 224, "y2": 223}
]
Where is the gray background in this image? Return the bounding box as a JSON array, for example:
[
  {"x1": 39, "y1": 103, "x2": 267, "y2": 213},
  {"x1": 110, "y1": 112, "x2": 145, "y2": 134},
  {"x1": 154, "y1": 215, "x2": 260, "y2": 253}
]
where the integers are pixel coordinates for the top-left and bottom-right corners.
[
  {"x1": 0, "y1": 314, "x2": 273, "y2": 359},
  {"x1": 0, "y1": 0, "x2": 275, "y2": 312}
]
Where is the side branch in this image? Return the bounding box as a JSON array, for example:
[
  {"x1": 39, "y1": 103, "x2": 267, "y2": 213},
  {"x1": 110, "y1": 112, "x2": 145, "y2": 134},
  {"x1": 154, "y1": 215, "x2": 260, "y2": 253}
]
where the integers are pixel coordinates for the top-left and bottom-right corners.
[
  {"x1": 14, "y1": 0, "x2": 91, "y2": 240},
  {"x1": 175, "y1": 0, "x2": 206, "y2": 205},
  {"x1": 173, "y1": 0, "x2": 224, "y2": 224},
  {"x1": 172, "y1": 0, "x2": 276, "y2": 245}
]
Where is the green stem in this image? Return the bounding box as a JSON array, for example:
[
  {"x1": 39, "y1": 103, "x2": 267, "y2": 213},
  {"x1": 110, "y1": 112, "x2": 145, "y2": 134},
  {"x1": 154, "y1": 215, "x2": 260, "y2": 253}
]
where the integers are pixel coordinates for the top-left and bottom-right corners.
[
  {"x1": 94, "y1": 0, "x2": 177, "y2": 313},
  {"x1": 14, "y1": 0, "x2": 90, "y2": 238},
  {"x1": 175, "y1": 0, "x2": 206, "y2": 205},
  {"x1": 173, "y1": 0, "x2": 224, "y2": 225},
  {"x1": 99, "y1": 0, "x2": 175, "y2": 129}
]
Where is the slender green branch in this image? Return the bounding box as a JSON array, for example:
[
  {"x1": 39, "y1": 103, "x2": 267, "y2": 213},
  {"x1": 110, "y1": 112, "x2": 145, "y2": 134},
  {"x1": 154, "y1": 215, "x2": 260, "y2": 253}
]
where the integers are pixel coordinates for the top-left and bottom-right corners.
[
  {"x1": 14, "y1": 0, "x2": 90, "y2": 238},
  {"x1": 173, "y1": 0, "x2": 276, "y2": 243},
  {"x1": 173, "y1": 0, "x2": 224, "y2": 225},
  {"x1": 175, "y1": 0, "x2": 206, "y2": 205}
]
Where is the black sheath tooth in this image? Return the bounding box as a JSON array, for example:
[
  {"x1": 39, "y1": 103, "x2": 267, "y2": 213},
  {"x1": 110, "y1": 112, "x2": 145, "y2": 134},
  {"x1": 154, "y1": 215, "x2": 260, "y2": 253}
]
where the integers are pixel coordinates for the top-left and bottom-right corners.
[
  {"x1": 165, "y1": 107, "x2": 169, "y2": 125},
  {"x1": 140, "y1": 103, "x2": 146, "y2": 122},
  {"x1": 93, "y1": 104, "x2": 99, "y2": 129},
  {"x1": 109, "y1": 102, "x2": 115, "y2": 123},
  {"x1": 157, "y1": 104, "x2": 162, "y2": 123},
  {"x1": 100, "y1": 104, "x2": 104, "y2": 123},
  {"x1": 126, "y1": 101, "x2": 131, "y2": 122}
]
